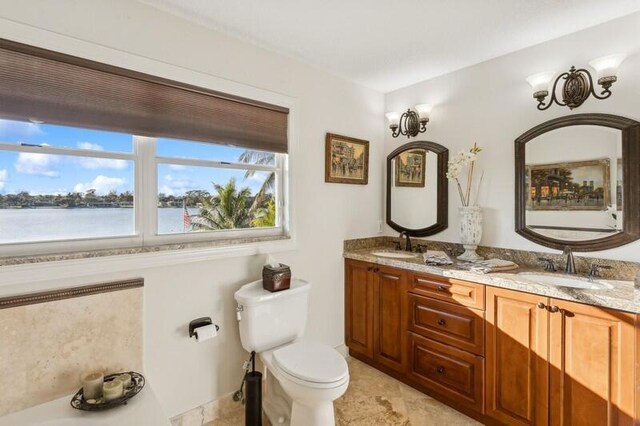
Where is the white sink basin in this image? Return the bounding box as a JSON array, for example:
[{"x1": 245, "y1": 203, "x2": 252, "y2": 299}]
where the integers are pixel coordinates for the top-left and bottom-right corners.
[
  {"x1": 371, "y1": 251, "x2": 418, "y2": 259},
  {"x1": 517, "y1": 273, "x2": 614, "y2": 290}
]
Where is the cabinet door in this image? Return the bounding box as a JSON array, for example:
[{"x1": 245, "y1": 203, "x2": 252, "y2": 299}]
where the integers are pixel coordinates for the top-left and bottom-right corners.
[
  {"x1": 486, "y1": 287, "x2": 549, "y2": 426},
  {"x1": 344, "y1": 260, "x2": 375, "y2": 359},
  {"x1": 374, "y1": 265, "x2": 406, "y2": 373},
  {"x1": 549, "y1": 300, "x2": 635, "y2": 426}
]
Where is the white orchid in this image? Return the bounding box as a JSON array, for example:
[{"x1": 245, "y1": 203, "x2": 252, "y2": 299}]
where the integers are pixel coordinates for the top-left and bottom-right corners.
[{"x1": 447, "y1": 143, "x2": 483, "y2": 206}]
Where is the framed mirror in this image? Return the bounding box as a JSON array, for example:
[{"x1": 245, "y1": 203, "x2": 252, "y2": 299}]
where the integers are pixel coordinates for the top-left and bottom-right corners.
[
  {"x1": 515, "y1": 113, "x2": 640, "y2": 251},
  {"x1": 386, "y1": 141, "x2": 448, "y2": 236}
]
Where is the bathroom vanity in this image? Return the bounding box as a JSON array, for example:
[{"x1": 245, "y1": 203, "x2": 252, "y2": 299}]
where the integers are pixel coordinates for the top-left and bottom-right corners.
[{"x1": 343, "y1": 243, "x2": 639, "y2": 426}]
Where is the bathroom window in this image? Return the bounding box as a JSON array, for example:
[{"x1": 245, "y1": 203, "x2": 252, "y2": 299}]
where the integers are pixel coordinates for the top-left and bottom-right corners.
[
  {"x1": 0, "y1": 120, "x2": 137, "y2": 246},
  {"x1": 0, "y1": 40, "x2": 289, "y2": 258},
  {"x1": 153, "y1": 138, "x2": 284, "y2": 241},
  {"x1": 0, "y1": 119, "x2": 287, "y2": 256}
]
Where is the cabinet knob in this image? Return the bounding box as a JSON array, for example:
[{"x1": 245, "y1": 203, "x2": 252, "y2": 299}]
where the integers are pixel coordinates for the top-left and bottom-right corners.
[
  {"x1": 367, "y1": 267, "x2": 373, "y2": 272},
  {"x1": 436, "y1": 366, "x2": 445, "y2": 375},
  {"x1": 437, "y1": 285, "x2": 448, "y2": 292},
  {"x1": 548, "y1": 305, "x2": 560, "y2": 313},
  {"x1": 537, "y1": 302, "x2": 547, "y2": 309},
  {"x1": 437, "y1": 319, "x2": 446, "y2": 326},
  {"x1": 373, "y1": 267, "x2": 380, "y2": 273}
]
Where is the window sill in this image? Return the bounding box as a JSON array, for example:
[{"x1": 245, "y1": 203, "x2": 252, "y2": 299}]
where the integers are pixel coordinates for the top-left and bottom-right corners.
[{"x1": 0, "y1": 235, "x2": 295, "y2": 292}]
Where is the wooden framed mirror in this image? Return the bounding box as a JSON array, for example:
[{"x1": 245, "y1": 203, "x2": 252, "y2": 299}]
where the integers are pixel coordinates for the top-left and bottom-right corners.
[
  {"x1": 386, "y1": 141, "x2": 448, "y2": 237},
  {"x1": 515, "y1": 113, "x2": 640, "y2": 251}
]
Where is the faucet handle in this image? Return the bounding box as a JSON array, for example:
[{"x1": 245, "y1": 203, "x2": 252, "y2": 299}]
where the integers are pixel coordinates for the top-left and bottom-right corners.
[
  {"x1": 589, "y1": 263, "x2": 612, "y2": 277},
  {"x1": 538, "y1": 257, "x2": 557, "y2": 272},
  {"x1": 415, "y1": 244, "x2": 428, "y2": 254}
]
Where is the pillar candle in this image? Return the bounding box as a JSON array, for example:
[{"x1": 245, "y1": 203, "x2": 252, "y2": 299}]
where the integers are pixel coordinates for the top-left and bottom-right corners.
[
  {"x1": 103, "y1": 379, "x2": 124, "y2": 402},
  {"x1": 81, "y1": 371, "x2": 104, "y2": 400}
]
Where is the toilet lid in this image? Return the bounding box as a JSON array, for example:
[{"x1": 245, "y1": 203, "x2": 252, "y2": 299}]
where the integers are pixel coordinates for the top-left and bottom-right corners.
[{"x1": 272, "y1": 341, "x2": 348, "y2": 384}]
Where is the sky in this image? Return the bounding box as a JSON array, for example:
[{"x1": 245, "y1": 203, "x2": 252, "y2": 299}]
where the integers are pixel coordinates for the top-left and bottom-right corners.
[{"x1": 0, "y1": 119, "x2": 272, "y2": 197}]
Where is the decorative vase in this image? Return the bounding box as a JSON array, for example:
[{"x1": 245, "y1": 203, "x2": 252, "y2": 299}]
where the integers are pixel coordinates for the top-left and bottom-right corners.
[{"x1": 457, "y1": 206, "x2": 483, "y2": 261}]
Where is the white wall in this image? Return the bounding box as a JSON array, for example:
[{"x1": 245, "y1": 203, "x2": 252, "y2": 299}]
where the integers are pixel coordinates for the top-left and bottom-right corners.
[
  {"x1": 0, "y1": 0, "x2": 384, "y2": 417},
  {"x1": 385, "y1": 12, "x2": 640, "y2": 262}
]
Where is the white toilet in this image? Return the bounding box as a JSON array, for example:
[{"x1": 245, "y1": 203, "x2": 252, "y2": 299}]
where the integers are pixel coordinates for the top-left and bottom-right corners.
[{"x1": 234, "y1": 278, "x2": 349, "y2": 426}]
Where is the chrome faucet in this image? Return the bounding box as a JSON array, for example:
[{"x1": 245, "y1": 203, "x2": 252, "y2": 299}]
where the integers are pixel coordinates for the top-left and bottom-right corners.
[
  {"x1": 398, "y1": 231, "x2": 413, "y2": 252},
  {"x1": 563, "y1": 246, "x2": 576, "y2": 274}
]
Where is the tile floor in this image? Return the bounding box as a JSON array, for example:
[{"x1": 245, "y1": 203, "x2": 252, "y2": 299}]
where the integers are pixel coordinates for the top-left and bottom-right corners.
[{"x1": 204, "y1": 357, "x2": 480, "y2": 425}]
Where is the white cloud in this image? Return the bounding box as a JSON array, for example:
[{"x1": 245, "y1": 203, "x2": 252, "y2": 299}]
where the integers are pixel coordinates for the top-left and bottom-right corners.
[
  {"x1": 15, "y1": 151, "x2": 60, "y2": 177},
  {"x1": 160, "y1": 174, "x2": 197, "y2": 196},
  {"x1": 0, "y1": 119, "x2": 43, "y2": 139},
  {"x1": 74, "y1": 175, "x2": 126, "y2": 195},
  {"x1": 0, "y1": 169, "x2": 7, "y2": 191},
  {"x1": 75, "y1": 142, "x2": 128, "y2": 170}
]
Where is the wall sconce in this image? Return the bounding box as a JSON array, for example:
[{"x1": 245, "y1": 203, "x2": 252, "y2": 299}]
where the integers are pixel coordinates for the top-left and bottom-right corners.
[
  {"x1": 385, "y1": 104, "x2": 432, "y2": 138},
  {"x1": 526, "y1": 54, "x2": 626, "y2": 110}
]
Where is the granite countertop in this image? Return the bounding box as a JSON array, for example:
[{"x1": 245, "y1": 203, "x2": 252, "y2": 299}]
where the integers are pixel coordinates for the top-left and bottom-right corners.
[{"x1": 344, "y1": 246, "x2": 639, "y2": 314}]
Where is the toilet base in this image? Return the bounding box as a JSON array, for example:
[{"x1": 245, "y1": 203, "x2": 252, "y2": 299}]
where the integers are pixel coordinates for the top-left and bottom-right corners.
[{"x1": 291, "y1": 401, "x2": 335, "y2": 426}]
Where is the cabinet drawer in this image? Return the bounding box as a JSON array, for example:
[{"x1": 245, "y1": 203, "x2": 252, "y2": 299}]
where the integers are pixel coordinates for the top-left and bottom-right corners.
[
  {"x1": 408, "y1": 294, "x2": 485, "y2": 355},
  {"x1": 410, "y1": 273, "x2": 485, "y2": 310},
  {"x1": 408, "y1": 332, "x2": 484, "y2": 414}
]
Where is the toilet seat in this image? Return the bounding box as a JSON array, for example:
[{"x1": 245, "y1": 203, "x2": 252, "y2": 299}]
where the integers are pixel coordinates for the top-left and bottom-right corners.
[{"x1": 272, "y1": 341, "x2": 349, "y2": 389}]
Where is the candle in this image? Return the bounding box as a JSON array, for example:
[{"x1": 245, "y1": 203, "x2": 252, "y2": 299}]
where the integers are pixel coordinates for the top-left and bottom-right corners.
[
  {"x1": 103, "y1": 379, "x2": 124, "y2": 402},
  {"x1": 116, "y1": 373, "x2": 132, "y2": 389},
  {"x1": 81, "y1": 371, "x2": 104, "y2": 400}
]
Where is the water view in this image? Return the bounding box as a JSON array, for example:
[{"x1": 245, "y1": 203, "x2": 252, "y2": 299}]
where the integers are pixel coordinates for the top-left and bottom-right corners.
[{"x1": 0, "y1": 207, "x2": 199, "y2": 244}]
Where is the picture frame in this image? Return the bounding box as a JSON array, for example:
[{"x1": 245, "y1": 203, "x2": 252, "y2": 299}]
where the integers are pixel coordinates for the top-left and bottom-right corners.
[
  {"x1": 325, "y1": 133, "x2": 369, "y2": 185},
  {"x1": 395, "y1": 149, "x2": 426, "y2": 188},
  {"x1": 526, "y1": 158, "x2": 610, "y2": 211}
]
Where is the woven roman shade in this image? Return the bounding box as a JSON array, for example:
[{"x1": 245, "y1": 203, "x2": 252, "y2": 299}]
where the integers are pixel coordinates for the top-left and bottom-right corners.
[{"x1": 0, "y1": 39, "x2": 289, "y2": 153}]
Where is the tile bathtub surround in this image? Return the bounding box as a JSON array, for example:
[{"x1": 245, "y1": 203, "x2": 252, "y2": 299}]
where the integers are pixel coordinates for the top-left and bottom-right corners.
[
  {"x1": 344, "y1": 237, "x2": 640, "y2": 281},
  {"x1": 0, "y1": 284, "x2": 143, "y2": 416}
]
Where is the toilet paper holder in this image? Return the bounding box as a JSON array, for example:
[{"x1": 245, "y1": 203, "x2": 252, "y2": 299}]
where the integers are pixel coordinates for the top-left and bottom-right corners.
[{"x1": 188, "y1": 317, "x2": 220, "y2": 338}]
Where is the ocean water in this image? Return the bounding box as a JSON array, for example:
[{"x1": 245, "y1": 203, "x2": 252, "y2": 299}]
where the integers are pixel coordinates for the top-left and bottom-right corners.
[{"x1": 0, "y1": 207, "x2": 200, "y2": 244}]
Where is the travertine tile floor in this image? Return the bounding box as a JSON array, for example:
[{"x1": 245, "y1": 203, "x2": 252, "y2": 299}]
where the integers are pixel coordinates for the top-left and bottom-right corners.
[{"x1": 204, "y1": 357, "x2": 480, "y2": 425}]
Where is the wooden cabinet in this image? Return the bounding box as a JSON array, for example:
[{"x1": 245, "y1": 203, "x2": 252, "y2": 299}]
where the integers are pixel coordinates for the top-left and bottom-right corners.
[
  {"x1": 344, "y1": 259, "x2": 375, "y2": 359},
  {"x1": 486, "y1": 287, "x2": 637, "y2": 426},
  {"x1": 486, "y1": 287, "x2": 549, "y2": 426},
  {"x1": 344, "y1": 260, "x2": 405, "y2": 373},
  {"x1": 345, "y1": 259, "x2": 639, "y2": 425},
  {"x1": 548, "y1": 300, "x2": 636, "y2": 426},
  {"x1": 374, "y1": 265, "x2": 407, "y2": 372}
]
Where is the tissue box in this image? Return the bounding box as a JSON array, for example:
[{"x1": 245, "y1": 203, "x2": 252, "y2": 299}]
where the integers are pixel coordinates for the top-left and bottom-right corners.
[{"x1": 262, "y1": 263, "x2": 291, "y2": 292}]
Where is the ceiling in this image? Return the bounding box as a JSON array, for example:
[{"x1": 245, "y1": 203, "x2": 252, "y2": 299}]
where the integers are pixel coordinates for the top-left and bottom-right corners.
[{"x1": 138, "y1": 0, "x2": 640, "y2": 93}]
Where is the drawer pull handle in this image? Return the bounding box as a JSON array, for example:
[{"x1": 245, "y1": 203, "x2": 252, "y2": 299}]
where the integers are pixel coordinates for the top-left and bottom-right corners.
[
  {"x1": 436, "y1": 366, "x2": 445, "y2": 375},
  {"x1": 373, "y1": 267, "x2": 380, "y2": 273},
  {"x1": 437, "y1": 319, "x2": 446, "y2": 326},
  {"x1": 437, "y1": 285, "x2": 448, "y2": 292},
  {"x1": 548, "y1": 305, "x2": 560, "y2": 313},
  {"x1": 537, "y1": 302, "x2": 547, "y2": 309}
]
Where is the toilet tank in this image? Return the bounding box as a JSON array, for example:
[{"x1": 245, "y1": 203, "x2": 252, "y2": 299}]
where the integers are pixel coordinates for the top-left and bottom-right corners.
[{"x1": 234, "y1": 278, "x2": 310, "y2": 353}]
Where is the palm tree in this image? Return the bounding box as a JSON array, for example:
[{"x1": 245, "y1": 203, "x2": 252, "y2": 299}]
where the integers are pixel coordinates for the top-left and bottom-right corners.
[
  {"x1": 238, "y1": 150, "x2": 275, "y2": 208},
  {"x1": 251, "y1": 198, "x2": 276, "y2": 227},
  {"x1": 190, "y1": 178, "x2": 252, "y2": 230}
]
